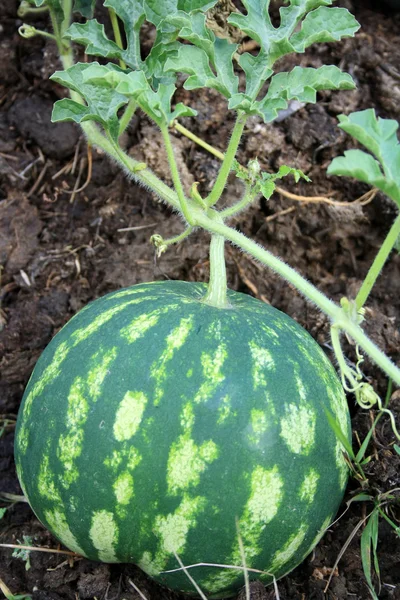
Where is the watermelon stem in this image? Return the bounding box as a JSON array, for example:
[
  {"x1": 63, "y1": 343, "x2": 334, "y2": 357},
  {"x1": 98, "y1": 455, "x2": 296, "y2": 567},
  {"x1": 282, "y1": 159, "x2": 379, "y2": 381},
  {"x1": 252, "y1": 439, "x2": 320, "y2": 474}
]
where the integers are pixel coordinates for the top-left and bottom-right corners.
[
  {"x1": 54, "y1": 35, "x2": 400, "y2": 386},
  {"x1": 202, "y1": 212, "x2": 230, "y2": 309},
  {"x1": 196, "y1": 212, "x2": 400, "y2": 386}
]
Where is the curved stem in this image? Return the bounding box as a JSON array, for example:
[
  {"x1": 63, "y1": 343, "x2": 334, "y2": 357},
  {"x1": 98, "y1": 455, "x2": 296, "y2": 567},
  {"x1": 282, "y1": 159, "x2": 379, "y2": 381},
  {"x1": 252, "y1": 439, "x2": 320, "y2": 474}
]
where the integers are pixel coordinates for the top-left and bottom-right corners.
[
  {"x1": 356, "y1": 212, "x2": 400, "y2": 310},
  {"x1": 18, "y1": 25, "x2": 57, "y2": 41},
  {"x1": 195, "y1": 213, "x2": 400, "y2": 386},
  {"x1": 220, "y1": 185, "x2": 260, "y2": 219},
  {"x1": 330, "y1": 326, "x2": 359, "y2": 390},
  {"x1": 152, "y1": 227, "x2": 194, "y2": 257},
  {"x1": 18, "y1": 2, "x2": 49, "y2": 17},
  {"x1": 205, "y1": 112, "x2": 247, "y2": 208},
  {"x1": 160, "y1": 124, "x2": 194, "y2": 224}
]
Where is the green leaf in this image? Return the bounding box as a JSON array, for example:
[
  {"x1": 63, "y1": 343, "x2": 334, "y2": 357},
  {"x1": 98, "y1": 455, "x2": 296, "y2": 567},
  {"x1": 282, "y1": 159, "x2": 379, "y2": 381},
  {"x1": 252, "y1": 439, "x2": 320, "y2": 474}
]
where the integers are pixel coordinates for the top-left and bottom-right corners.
[
  {"x1": 290, "y1": 7, "x2": 360, "y2": 53},
  {"x1": 104, "y1": 0, "x2": 145, "y2": 70},
  {"x1": 227, "y1": 0, "x2": 276, "y2": 50},
  {"x1": 66, "y1": 20, "x2": 124, "y2": 61},
  {"x1": 144, "y1": 3, "x2": 218, "y2": 86},
  {"x1": 73, "y1": 0, "x2": 96, "y2": 18},
  {"x1": 144, "y1": 0, "x2": 217, "y2": 26},
  {"x1": 165, "y1": 46, "x2": 215, "y2": 89},
  {"x1": 325, "y1": 408, "x2": 355, "y2": 460},
  {"x1": 66, "y1": 0, "x2": 146, "y2": 70},
  {"x1": 267, "y1": 64, "x2": 355, "y2": 103},
  {"x1": 51, "y1": 98, "x2": 89, "y2": 123},
  {"x1": 370, "y1": 511, "x2": 380, "y2": 584},
  {"x1": 167, "y1": 10, "x2": 215, "y2": 56},
  {"x1": 328, "y1": 110, "x2": 400, "y2": 207},
  {"x1": 116, "y1": 72, "x2": 196, "y2": 126},
  {"x1": 274, "y1": 164, "x2": 311, "y2": 183},
  {"x1": 12, "y1": 536, "x2": 33, "y2": 571},
  {"x1": 178, "y1": 0, "x2": 217, "y2": 10},
  {"x1": 165, "y1": 38, "x2": 239, "y2": 98},
  {"x1": 164, "y1": 10, "x2": 239, "y2": 98},
  {"x1": 239, "y1": 52, "x2": 273, "y2": 98},
  {"x1": 144, "y1": 0, "x2": 177, "y2": 25},
  {"x1": 250, "y1": 65, "x2": 355, "y2": 123},
  {"x1": 228, "y1": 1, "x2": 359, "y2": 67},
  {"x1": 51, "y1": 63, "x2": 129, "y2": 139},
  {"x1": 145, "y1": 40, "x2": 180, "y2": 86},
  {"x1": 235, "y1": 161, "x2": 310, "y2": 200},
  {"x1": 355, "y1": 419, "x2": 378, "y2": 463},
  {"x1": 394, "y1": 444, "x2": 400, "y2": 455},
  {"x1": 212, "y1": 38, "x2": 239, "y2": 98},
  {"x1": 360, "y1": 513, "x2": 380, "y2": 600},
  {"x1": 0, "y1": 507, "x2": 7, "y2": 519},
  {"x1": 259, "y1": 179, "x2": 276, "y2": 200},
  {"x1": 348, "y1": 493, "x2": 374, "y2": 504},
  {"x1": 257, "y1": 165, "x2": 310, "y2": 198}
]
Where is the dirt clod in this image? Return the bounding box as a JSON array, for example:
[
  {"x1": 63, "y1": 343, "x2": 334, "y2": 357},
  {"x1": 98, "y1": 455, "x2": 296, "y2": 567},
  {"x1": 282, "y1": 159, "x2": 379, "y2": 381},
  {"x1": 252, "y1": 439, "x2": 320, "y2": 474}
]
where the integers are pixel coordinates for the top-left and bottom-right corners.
[{"x1": 9, "y1": 96, "x2": 79, "y2": 159}]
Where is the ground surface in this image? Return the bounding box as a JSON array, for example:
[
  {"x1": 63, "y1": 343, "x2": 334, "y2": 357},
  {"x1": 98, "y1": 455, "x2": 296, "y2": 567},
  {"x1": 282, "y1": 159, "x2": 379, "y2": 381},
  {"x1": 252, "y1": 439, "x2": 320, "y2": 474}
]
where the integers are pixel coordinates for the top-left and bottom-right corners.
[{"x1": 1, "y1": 0, "x2": 400, "y2": 598}]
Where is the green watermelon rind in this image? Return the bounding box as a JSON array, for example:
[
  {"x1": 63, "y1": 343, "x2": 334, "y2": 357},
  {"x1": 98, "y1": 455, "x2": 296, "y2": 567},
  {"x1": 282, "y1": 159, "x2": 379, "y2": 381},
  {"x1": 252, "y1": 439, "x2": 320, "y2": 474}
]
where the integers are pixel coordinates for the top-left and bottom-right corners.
[{"x1": 15, "y1": 281, "x2": 350, "y2": 598}]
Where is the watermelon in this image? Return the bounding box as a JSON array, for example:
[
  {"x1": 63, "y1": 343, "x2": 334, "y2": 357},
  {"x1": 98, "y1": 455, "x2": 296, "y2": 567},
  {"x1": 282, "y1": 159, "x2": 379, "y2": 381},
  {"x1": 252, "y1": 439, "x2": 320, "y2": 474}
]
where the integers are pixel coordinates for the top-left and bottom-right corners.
[{"x1": 14, "y1": 280, "x2": 350, "y2": 598}]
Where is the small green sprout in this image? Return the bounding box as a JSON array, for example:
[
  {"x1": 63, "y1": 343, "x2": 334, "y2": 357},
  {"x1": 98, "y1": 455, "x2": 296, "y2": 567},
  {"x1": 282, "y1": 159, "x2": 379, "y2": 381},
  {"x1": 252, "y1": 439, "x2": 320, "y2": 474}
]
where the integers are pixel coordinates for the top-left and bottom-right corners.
[{"x1": 12, "y1": 536, "x2": 33, "y2": 571}]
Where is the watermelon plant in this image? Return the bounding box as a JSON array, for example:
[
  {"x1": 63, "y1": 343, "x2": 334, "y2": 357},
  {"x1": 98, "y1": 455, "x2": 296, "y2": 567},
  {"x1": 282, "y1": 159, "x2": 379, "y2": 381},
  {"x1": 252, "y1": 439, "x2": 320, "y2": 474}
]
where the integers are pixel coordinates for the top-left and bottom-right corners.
[{"x1": 14, "y1": 1, "x2": 400, "y2": 598}]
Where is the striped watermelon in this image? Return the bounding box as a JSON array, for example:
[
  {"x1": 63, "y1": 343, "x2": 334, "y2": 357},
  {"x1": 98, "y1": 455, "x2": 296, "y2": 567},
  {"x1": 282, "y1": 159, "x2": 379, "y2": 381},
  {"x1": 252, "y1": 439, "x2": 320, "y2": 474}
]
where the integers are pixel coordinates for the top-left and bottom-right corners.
[{"x1": 15, "y1": 281, "x2": 350, "y2": 598}]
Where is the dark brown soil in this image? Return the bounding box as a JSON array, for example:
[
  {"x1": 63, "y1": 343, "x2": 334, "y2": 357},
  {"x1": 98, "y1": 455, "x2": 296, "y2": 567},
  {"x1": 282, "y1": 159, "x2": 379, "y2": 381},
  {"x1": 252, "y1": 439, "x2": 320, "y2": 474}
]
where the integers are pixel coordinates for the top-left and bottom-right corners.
[{"x1": 1, "y1": 1, "x2": 400, "y2": 599}]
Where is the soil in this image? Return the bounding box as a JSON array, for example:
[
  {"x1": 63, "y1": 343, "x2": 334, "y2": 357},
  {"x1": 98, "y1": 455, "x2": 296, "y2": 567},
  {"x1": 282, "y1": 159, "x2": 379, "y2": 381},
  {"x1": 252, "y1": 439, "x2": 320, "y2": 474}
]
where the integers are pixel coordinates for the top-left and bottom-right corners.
[{"x1": 1, "y1": 1, "x2": 400, "y2": 599}]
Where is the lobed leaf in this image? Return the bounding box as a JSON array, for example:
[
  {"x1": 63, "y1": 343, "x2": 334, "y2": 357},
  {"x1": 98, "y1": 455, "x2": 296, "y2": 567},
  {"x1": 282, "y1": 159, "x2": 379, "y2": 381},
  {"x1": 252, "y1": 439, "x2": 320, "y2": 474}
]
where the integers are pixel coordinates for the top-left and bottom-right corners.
[
  {"x1": 360, "y1": 513, "x2": 380, "y2": 600},
  {"x1": 290, "y1": 7, "x2": 360, "y2": 54},
  {"x1": 115, "y1": 71, "x2": 197, "y2": 125},
  {"x1": 51, "y1": 63, "x2": 129, "y2": 139},
  {"x1": 228, "y1": 1, "x2": 359, "y2": 68},
  {"x1": 167, "y1": 10, "x2": 215, "y2": 57},
  {"x1": 238, "y1": 52, "x2": 273, "y2": 99},
  {"x1": 164, "y1": 10, "x2": 239, "y2": 98},
  {"x1": 328, "y1": 110, "x2": 400, "y2": 207},
  {"x1": 231, "y1": 65, "x2": 355, "y2": 123},
  {"x1": 66, "y1": 0, "x2": 146, "y2": 70},
  {"x1": 66, "y1": 20, "x2": 124, "y2": 61},
  {"x1": 164, "y1": 38, "x2": 238, "y2": 98},
  {"x1": 164, "y1": 0, "x2": 358, "y2": 109}
]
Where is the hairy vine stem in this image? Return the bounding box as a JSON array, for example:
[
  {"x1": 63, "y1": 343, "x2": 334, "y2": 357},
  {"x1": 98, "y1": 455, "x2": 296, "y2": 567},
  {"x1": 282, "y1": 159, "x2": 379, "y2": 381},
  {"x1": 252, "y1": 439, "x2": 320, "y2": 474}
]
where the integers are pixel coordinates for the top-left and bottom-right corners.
[{"x1": 52, "y1": 9, "x2": 400, "y2": 387}]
